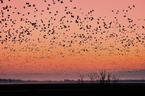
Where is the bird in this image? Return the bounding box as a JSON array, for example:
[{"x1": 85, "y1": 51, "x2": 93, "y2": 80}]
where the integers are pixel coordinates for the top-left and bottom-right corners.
[{"x1": 0, "y1": 0, "x2": 144, "y2": 60}]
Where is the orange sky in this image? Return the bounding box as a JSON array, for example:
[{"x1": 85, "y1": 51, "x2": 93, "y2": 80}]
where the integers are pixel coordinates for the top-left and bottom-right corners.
[{"x1": 0, "y1": 0, "x2": 145, "y2": 75}]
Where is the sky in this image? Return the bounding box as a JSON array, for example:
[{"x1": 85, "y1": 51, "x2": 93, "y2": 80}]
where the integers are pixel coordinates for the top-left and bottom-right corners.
[{"x1": 0, "y1": 0, "x2": 145, "y2": 80}]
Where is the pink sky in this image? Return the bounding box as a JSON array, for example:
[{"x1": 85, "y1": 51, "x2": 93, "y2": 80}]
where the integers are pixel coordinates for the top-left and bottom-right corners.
[{"x1": 0, "y1": 0, "x2": 145, "y2": 79}]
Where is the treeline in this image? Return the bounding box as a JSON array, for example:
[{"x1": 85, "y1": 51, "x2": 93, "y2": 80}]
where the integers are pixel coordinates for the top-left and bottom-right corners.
[
  {"x1": 0, "y1": 78, "x2": 24, "y2": 82},
  {"x1": 77, "y1": 70, "x2": 120, "y2": 84}
]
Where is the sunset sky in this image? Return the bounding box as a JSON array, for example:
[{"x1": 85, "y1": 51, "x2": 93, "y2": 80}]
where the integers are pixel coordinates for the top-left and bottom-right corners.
[{"x1": 0, "y1": 0, "x2": 145, "y2": 80}]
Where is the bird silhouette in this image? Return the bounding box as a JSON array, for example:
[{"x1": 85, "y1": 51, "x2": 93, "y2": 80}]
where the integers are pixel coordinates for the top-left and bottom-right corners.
[{"x1": 0, "y1": 0, "x2": 144, "y2": 60}]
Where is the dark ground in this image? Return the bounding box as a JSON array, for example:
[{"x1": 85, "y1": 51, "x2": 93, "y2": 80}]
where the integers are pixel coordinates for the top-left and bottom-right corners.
[{"x1": 0, "y1": 83, "x2": 145, "y2": 96}]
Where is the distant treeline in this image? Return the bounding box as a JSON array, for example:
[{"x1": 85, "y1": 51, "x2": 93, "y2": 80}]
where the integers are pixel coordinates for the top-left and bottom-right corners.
[{"x1": 0, "y1": 78, "x2": 24, "y2": 82}]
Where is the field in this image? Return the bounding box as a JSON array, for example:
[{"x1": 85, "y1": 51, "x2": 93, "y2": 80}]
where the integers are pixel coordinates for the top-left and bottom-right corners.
[{"x1": 0, "y1": 83, "x2": 145, "y2": 96}]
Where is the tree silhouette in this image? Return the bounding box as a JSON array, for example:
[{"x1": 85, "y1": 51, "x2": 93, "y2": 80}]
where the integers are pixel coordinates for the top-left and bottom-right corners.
[
  {"x1": 98, "y1": 70, "x2": 107, "y2": 84},
  {"x1": 98, "y1": 70, "x2": 118, "y2": 83},
  {"x1": 87, "y1": 72, "x2": 98, "y2": 82},
  {"x1": 77, "y1": 70, "x2": 119, "y2": 84},
  {"x1": 112, "y1": 74, "x2": 119, "y2": 83},
  {"x1": 78, "y1": 73, "x2": 85, "y2": 83}
]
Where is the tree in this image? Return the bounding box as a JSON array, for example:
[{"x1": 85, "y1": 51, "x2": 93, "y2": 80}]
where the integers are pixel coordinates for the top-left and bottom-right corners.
[
  {"x1": 78, "y1": 73, "x2": 85, "y2": 83},
  {"x1": 98, "y1": 70, "x2": 116, "y2": 84},
  {"x1": 87, "y1": 72, "x2": 98, "y2": 82},
  {"x1": 106, "y1": 72, "x2": 112, "y2": 83},
  {"x1": 98, "y1": 70, "x2": 108, "y2": 84},
  {"x1": 112, "y1": 74, "x2": 119, "y2": 83}
]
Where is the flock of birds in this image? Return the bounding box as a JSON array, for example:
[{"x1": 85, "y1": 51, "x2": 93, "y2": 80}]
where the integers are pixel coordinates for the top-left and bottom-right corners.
[{"x1": 0, "y1": 0, "x2": 145, "y2": 60}]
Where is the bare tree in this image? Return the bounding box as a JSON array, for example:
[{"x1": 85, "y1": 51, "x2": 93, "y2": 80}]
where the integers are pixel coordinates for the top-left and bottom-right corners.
[
  {"x1": 98, "y1": 70, "x2": 107, "y2": 84},
  {"x1": 78, "y1": 73, "x2": 85, "y2": 83},
  {"x1": 98, "y1": 70, "x2": 117, "y2": 84},
  {"x1": 112, "y1": 74, "x2": 119, "y2": 83},
  {"x1": 87, "y1": 72, "x2": 98, "y2": 82},
  {"x1": 77, "y1": 70, "x2": 119, "y2": 84},
  {"x1": 106, "y1": 72, "x2": 112, "y2": 83}
]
